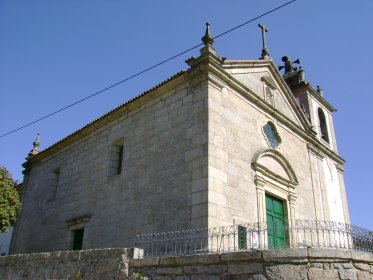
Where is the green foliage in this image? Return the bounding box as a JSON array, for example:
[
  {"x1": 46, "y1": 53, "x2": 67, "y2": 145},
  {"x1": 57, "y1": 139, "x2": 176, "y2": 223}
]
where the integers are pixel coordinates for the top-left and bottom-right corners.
[
  {"x1": 0, "y1": 166, "x2": 22, "y2": 232},
  {"x1": 75, "y1": 270, "x2": 83, "y2": 280},
  {"x1": 134, "y1": 272, "x2": 144, "y2": 280}
]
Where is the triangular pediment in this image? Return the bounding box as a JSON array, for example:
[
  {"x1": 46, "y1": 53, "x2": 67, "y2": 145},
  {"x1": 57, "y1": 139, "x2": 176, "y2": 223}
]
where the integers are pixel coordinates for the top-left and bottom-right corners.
[{"x1": 222, "y1": 60, "x2": 310, "y2": 132}]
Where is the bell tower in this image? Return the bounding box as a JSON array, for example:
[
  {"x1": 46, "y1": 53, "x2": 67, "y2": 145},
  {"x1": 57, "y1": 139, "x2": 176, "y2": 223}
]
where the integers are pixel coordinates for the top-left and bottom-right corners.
[{"x1": 279, "y1": 56, "x2": 338, "y2": 152}]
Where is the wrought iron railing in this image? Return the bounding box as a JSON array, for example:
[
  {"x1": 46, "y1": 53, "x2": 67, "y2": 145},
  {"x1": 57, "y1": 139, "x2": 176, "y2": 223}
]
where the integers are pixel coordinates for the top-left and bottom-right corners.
[{"x1": 134, "y1": 220, "x2": 373, "y2": 257}]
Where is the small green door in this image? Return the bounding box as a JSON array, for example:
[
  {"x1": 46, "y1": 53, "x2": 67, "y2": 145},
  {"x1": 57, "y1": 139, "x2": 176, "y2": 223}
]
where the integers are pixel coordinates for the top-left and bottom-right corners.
[
  {"x1": 72, "y1": 229, "x2": 84, "y2": 250},
  {"x1": 266, "y1": 194, "x2": 286, "y2": 248}
]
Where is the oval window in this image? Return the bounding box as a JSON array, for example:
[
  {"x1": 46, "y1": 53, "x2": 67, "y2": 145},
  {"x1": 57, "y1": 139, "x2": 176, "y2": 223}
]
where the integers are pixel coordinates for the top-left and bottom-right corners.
[{"x1": 263, "y1": 122, "x2": 282, "y2": 149}]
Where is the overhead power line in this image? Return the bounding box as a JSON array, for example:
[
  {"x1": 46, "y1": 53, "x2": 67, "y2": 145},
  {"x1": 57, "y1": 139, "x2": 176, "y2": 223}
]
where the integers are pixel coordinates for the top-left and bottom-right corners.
[{"x1": 0, "y1": 0, "x2": 296, "y2": 138}]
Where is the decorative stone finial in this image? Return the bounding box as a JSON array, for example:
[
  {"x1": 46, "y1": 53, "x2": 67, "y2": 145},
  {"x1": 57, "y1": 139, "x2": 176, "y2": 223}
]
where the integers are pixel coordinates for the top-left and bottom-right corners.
[
  {"x1": 258, "y1": 23, "x2": 270, "y2": 59},
  {"x1": 28, "y1": 133, "x2": 40, "y2": 158},
  {"x1": 298, "y1": 66, "x2": 305, "y2": 82},
  {"x1": 278, "y1": 56, "x2": 300, "y2": 73},
  {"x1": 317, "y1": 85, "x2": 324, "y2": 97},
  {"x1": 201, "y1": 22, "x2": 214, "y2": 46}
]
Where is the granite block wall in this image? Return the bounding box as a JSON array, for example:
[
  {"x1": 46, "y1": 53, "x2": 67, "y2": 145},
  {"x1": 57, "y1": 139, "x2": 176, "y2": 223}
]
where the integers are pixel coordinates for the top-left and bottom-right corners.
[
  {"x1": 1, "y1": 248, "x2": 372, "y2": 280},
  {"x1": 130, "y1": 248, "x2": 373, "y2": 280},
  {"x1": 11, "y1": 76, "x2": 210, "y2": 254}
]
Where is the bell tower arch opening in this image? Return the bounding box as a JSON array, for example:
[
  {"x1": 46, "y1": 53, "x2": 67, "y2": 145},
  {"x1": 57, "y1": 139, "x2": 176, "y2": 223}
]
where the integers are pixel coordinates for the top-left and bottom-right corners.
[{"x1": 317, "y1": 108, "x2": 330, "y2": 143}]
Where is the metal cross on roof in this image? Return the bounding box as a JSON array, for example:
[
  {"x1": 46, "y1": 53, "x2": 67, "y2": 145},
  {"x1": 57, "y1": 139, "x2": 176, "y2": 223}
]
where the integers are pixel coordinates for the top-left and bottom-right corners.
[
  {"x1": 201, "y1": 22, "x2": 214, "y2": 46},
  {"x1": 258, "y1": 23, "x2": 270, "y2": 59}
]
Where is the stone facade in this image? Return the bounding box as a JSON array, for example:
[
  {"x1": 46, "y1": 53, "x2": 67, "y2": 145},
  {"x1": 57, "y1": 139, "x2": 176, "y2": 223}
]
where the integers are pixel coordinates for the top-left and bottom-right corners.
[
  {"x1": 11, "y1": 36, "x2": 350, "y2": 254},
  {"x1": 1, "y1": 248, "x2": 372, "y2": 279},
  {"x1": 12, "y1": 74, "x2": 209, "y2": 253}
]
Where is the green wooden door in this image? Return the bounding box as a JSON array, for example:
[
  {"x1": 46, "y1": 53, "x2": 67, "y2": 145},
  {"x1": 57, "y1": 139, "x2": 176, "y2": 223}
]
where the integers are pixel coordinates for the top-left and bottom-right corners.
[{"x1": 266, "y1": 194, "x2": 286, "y2": 248}]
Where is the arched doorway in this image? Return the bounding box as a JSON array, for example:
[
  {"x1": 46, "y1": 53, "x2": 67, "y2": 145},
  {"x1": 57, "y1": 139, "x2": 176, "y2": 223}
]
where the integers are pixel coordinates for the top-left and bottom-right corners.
[{"x1": 252, "y1": 149, "x2": 298, "y2": 248}]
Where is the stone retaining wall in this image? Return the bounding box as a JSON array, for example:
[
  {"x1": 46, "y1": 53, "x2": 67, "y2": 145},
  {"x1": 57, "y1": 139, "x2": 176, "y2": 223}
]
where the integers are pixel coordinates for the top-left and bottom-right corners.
[
  {"x1": 0, "y1": 248, "x2": 372, "y2": 279},
  {"x1": 0, "y1": 248, "x2": 142, "y2": 280},
  {"x1": 130, "y1": 248, "x2": 373, "y2": 280}
]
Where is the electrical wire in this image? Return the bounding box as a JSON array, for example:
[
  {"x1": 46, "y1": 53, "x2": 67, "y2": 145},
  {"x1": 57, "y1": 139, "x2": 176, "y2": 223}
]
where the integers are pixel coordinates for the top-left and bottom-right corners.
[{"x1": 0, "y1": 0, "x2": 296, "y2": 138}]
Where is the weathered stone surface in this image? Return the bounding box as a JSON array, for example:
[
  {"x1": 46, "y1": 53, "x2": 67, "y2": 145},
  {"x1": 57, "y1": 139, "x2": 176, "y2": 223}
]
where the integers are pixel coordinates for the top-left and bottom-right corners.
[
  {"x1": 191, "y1": 275, "x2": 220, "y2": 280},
  {"x1": 265, "y1": 264, "x2": 307, "y2": 280},
  {"x1": 221, "y1": 250, "x2": 262, "y2": 262},
  {"x1": 308, "y1": 267, "x2": 339, "y2": 280},
  {"x1": 323, "y1": 263, "x2": 331, "y2": 269},
  {"x1": 223, "y1": 275, "x2": 267, "y2": 280},
  {"x1": 334, "y1": 263, "x2": 341, "y2": 269},
  {"x1": 156, "y1": 266, "x2": 183, "y2": 275},
  {"x1": 228, "y1": 263, "x2": 264, "y2": 274},
  {"x1": 0, "y1": 248, "x2": 132, "y2": 280},
  {"x1": 353, "y1": 262, "x2": 370, "y2": 271},
  {"x1": 130, "y1": 257, "x2": 160, "y2": 267},
  {"x1": 177, "y1": 253, "x2": 220, "y2": 265},
  {"x1": 356, "y1": 270, "x2": 372, "y2": 280},
  {"x1": 308, "y1": 248, "x2": 352, "y2": 260},
  {"x1": 2, "y1": 248, "x2": 373, "y2": 280},
  {"x1": 153, "y1": 276, "x2": 173, "y2": 280},
  {"x1": 159, "y1": 257, "x2": 178, "y2": 266},
  {"x1": 342, "y1": 263, "x2": 353, "y2": 269},
  {"x1": 247, "y1": 275, "x2": 268, "y2": 280},
  {"x1": 351, "y1": 251, "x2": 373, "y2": 263},
  {"x1": 338, "y1": 269, "x2": 357, "y2": 280},
  {"x1": 183, "y1": 264, "x2": 226, "y2": 275},
  {"x1": 174, "y1": 276, "x2": 190, "y2": 280},
  {"x1": 310, "y1": 262, "x2": 323, "y2": 268},
  {"x1": 262, "y1": 248, "x2": 308, "y2": 263}
]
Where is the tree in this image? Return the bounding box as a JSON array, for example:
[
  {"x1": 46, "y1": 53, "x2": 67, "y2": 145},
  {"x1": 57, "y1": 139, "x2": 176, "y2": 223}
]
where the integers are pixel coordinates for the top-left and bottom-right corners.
[{"x1": 0, "y1": 166, "x2": 22, "y2": 232}]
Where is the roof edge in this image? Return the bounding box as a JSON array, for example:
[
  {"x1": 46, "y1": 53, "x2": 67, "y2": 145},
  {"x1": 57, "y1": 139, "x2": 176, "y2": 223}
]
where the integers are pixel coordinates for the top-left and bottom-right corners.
[{"x1": 28, "y1": 70, "x2": 186, "y2": 163}]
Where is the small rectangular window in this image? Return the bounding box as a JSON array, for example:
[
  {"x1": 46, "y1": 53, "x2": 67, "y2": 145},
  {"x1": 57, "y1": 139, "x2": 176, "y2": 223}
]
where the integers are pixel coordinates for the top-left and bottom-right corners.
[
  {"x1": 117, "y1": 145, "x2": 124, "y2": 174},
  {"x1": 48, "y1": 168, "x2": 60, "y2": 201},
  {"x1": 72, "y1": 228, "x2": 84, "y2": 250},
  {"x1": 109, "y1": 139, "x2": 124, "y2": 176}
]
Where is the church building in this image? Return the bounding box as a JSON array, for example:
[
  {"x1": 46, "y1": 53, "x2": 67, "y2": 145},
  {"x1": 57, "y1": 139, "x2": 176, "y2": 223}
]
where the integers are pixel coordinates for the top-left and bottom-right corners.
[{"x1": 10, "y1": 23, "x2": 350, "y2": 254}]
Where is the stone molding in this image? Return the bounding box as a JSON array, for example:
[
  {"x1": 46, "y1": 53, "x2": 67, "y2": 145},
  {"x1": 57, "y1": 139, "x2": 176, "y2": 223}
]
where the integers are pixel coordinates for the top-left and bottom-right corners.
[
  {"x1": 252, "y1": 148, "x2": 299, "y2": 187},
  {"x1": 66, "y1": 215, "x2": 91, "y2": 230},
  {"x1": 261, "y1": 76, "x2": 278, "y2": 90}
]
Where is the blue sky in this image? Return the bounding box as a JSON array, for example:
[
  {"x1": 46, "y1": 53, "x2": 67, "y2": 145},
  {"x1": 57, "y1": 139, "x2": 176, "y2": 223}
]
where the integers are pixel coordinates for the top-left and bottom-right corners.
[{"x1": 1, "y1": 1, "x2": 372, "y2": 229}]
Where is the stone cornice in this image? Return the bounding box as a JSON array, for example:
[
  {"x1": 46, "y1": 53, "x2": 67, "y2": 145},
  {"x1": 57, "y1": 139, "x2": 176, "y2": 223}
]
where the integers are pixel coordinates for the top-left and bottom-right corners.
[
  {"x1": 222, "y1": 59, "x2": 313, "y2": 130},
  {"x1": 261, "y1": 76, "x2": 277, "y2": 90},
  {"x1": 66, "y1": 215, "x2": 91, "y2": 227},
  {"x1": 336, "y1": 164, "x2": 345, "y2": 173},
  {"x1": 27, "y1": 53, "x2": 345, "y2": 167},
  {"x1": 293, "y1": 83, "x2": 336, "y2": 112},
  {"x1": 307, "y1": 143, "x2": 344, "y2": 164},
  {"x1": 253, "y1": 164, "x2": 297, "y2": 189}
]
